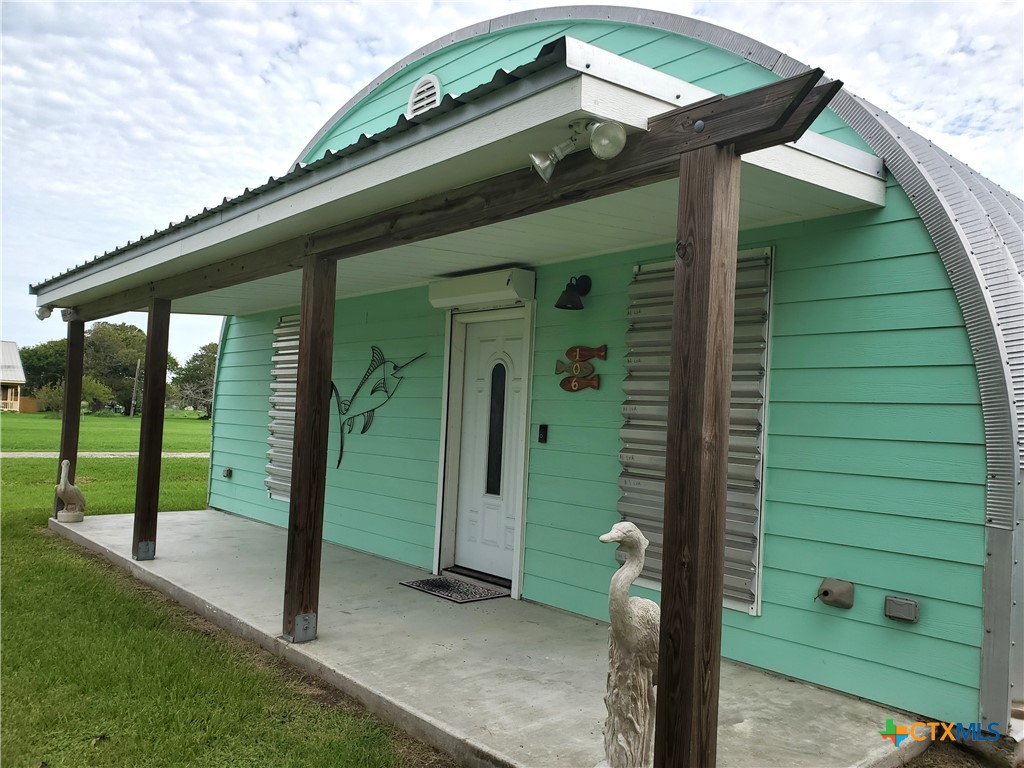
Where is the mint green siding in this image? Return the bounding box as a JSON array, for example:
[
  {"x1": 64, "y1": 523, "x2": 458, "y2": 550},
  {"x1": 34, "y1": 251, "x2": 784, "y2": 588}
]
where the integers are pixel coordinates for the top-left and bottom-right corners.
[
  {"x1": 210, "y1": 287, "x2": 444, "y2": 570},
  {"x1": 518, "y1": 177, "x2": 985, "y2": 723},
  {"x1": 730, "y1": 178, "x2": 985, "y2": 721},
  {"x1": 302, "y1": 20, "x2": 871, "y2": 165},
  {"x1": 212, "y1": 182, "x2": 985, "y2": 723},
  {"x1": 209, "y1": 314, "x2": 278, "y2": 521},
  {"x1": 205, "y1": 11, "x2": 988, "y2": 729},
  {"x1": 524, "y1": 248, "x2": 658, "y2": 623}
]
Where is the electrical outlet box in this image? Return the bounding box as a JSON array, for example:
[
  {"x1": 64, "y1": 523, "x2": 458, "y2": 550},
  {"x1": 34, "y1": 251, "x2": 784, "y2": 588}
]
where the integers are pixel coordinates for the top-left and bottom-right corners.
[{"x1": 884, "y1": 596, "x2": 919, "y2": 623}]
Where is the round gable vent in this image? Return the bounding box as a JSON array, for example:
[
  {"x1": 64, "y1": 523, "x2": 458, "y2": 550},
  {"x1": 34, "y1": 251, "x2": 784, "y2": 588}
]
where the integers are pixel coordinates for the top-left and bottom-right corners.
[{"x1": 405, "y1": 74, "x2": 441, "y2": 118}]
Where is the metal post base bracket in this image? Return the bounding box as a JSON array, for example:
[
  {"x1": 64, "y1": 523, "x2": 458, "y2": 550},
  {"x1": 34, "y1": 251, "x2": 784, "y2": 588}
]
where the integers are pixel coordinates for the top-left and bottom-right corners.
[
  {"x1": 285, "y1": 613, "x2": 317, "y2": 643},
  {"x1": 134, "y1": 541, "x2": 156, "y2": 561}
]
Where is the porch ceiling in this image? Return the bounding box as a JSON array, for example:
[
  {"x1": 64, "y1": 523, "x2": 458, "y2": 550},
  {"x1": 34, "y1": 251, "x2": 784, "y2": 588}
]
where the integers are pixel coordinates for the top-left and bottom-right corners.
[{"x1": 173, "y1": 159, "x2": 878, "y2": 316}]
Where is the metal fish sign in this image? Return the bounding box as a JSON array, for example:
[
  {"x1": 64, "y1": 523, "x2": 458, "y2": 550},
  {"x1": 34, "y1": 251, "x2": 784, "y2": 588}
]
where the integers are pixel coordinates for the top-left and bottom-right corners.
[
  {"x1": 566, "y1": 344, "x2": 607, "y2": 363},
  {"x1": 555, "y1": 359, "x2": 595, "y2": 377},
  {"x1": 330, "y1": 346, "x2": 425, "y2": 468},
  {"x1": 560, "y1": 375, "x2": 600, "y2": 392}
]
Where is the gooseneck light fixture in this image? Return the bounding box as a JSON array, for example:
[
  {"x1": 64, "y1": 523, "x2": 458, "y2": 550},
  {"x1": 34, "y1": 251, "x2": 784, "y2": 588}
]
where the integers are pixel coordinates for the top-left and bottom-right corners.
[
  {"x1": 529, "y1": 119, "x2": 627, "y2": 183},
  {"x1": 555, "y1": 275, "x2": 593, "y2": 310}
]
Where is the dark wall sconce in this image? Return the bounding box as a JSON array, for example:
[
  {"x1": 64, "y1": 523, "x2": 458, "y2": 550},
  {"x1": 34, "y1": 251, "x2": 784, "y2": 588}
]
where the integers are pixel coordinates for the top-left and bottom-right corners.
[{"x1": 555, "y1": 275, "x2": 592, "y2": 310}]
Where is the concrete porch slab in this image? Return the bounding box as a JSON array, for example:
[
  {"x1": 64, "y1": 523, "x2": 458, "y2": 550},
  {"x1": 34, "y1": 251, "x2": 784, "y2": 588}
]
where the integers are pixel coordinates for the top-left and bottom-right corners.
[{"x1": 50, "y1": 509, "x2": 923, "y2": 768}]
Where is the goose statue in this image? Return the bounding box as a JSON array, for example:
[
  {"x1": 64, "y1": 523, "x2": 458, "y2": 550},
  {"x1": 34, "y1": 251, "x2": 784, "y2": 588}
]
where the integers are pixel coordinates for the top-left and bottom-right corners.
[
  {"x1": 598, "y1": 521, "x2": 660, "y2": 768},
  {"x1": 55, "y1": 459, "x2": 86, "y2": 523}
]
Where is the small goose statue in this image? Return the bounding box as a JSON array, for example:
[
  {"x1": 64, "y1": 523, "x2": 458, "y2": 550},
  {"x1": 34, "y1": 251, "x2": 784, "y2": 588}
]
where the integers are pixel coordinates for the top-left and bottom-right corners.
[{"x1": 55, "y1": 459, "x2": 86, "y2": 523}]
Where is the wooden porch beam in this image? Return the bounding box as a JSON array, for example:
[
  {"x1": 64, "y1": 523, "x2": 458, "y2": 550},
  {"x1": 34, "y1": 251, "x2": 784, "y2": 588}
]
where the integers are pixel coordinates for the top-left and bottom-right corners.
[
  {"x1": 71, "y1": 70, "x2": 825, "y2": 323},
  {"x1": 131, "y1": 298, "x2": 171, "y2": 561},
  {"x1": 282, "y1": 254, "x2": 336, "y2": 643},
  {"x1": 53, "y1": 319, "x2": 85, "y2": 517},
  {"x1": 732, "y1": 80, "x2": 844, "y2": 155},
  {"x1": 73, "y1": 238, "x2": 308, "y2": 322}
]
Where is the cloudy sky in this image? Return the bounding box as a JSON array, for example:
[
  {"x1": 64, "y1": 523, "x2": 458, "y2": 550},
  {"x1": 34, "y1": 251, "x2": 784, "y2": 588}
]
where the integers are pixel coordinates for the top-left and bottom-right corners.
[{"x1": 2, "y1": 1, "x2": 1021, "y2": 363}]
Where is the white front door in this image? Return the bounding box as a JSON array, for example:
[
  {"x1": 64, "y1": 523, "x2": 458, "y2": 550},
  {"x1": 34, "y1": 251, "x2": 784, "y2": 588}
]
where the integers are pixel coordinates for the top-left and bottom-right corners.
[{"x1": 453, "y1": 318, "x2": 525, "y2": 580}]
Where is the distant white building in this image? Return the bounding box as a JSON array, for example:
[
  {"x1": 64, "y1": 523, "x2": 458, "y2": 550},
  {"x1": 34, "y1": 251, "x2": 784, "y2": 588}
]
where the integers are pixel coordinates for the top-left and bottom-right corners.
[{"x1": 1, "y1": 341, "x2": 27, "y2": 412}]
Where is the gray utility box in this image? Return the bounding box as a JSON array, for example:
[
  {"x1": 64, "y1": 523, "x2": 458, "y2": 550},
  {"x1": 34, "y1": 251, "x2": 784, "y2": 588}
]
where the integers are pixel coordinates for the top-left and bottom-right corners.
[{"x1": 884, "y1": 596, "x2": 919, "y2": 623}]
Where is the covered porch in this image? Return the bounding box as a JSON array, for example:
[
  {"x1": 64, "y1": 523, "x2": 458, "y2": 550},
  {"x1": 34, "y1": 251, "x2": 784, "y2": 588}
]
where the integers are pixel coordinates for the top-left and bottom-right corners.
[
  {"x1": 32, "y1": 34, "x2": 897, "y2": 766},
  {"x1": 50, "y1": 508, "x2": 919, "y2": 768}
]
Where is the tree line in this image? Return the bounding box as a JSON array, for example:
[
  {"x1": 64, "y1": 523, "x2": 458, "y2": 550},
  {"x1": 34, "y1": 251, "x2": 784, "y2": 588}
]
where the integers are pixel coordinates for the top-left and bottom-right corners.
[{"x1": 20, "y1": 322, "x2": 217, "y2": 418}]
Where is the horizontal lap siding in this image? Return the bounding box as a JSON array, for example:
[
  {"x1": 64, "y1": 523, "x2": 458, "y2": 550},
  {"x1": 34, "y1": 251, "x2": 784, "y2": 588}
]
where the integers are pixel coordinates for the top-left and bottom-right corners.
[
  {"x1": 209, "y1": 313, "x2": 278, "y2": 521},
  {"x1": 209, "y1": 287, "x2": 444, "y2": 570},
  {"x1": 523, "y1": 247, "x2": 671, "y2": 619},
  {"x1": 730, "y1": 177, "x2": 985, "y2": 723},
  {"x1": 522, "y1": 180, "x2": 986, "y2": 725}
]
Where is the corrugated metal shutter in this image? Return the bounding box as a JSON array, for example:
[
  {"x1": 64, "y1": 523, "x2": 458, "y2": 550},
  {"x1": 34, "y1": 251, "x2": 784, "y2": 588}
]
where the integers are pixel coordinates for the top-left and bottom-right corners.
[
  {"x1": 265, "y1": 315, "x2": 299, "y2": 501},
  {"x1": 618, "y1": 248, "x2": 772, "y2": 612}
]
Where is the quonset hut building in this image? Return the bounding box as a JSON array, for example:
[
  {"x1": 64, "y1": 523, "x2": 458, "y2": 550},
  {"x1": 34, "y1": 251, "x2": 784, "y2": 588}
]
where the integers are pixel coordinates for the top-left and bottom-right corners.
[{"x1": 31, "y1": 7, "x2": 1023, "y2": 737}]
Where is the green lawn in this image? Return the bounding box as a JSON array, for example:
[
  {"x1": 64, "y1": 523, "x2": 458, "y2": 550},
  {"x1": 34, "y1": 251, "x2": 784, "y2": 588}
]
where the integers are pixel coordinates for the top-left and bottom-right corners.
[
  {"x1": 0, "y1": 458, "x2": 453, "y2": 767},
  {"x1": 0, "y1": 410, "x2": 211, "y2": 452}
]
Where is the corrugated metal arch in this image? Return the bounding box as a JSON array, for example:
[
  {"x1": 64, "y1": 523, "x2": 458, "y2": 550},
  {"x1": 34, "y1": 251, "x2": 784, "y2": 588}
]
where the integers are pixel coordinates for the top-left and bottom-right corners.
[{"x1": 297, "y1": 5, "x2": 1023, "y2": 729}]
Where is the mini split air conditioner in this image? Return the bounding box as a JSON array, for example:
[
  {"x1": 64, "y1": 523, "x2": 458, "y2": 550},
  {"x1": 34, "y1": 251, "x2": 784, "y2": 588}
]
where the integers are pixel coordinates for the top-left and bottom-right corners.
[{"x1": 428, "y1": 268, "x2": 535, "y2": 310}]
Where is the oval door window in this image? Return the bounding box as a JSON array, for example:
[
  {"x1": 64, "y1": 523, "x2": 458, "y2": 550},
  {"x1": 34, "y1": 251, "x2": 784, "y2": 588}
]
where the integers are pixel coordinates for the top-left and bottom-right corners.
[{"x1": 485, "y1": 362, "x2": 506, "y2": 496}]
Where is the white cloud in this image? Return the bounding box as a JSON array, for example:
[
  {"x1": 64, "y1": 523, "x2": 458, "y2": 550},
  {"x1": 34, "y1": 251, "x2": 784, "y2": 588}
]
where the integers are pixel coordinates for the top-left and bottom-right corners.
[{"x1": 2, "y1": 1, "x2": 1020, "y2": 362}]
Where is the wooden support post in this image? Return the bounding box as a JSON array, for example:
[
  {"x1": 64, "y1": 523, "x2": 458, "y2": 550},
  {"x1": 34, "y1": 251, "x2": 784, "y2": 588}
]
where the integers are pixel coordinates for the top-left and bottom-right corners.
[
  {"x1": 282, "y1": 254, "x2": 336, "y2": 643},
  {"x1": 131, "y1": 298, "x2": 171, "y2": 561},
  {"x1": 654, "y1": 144, "x2": 742, "y2": 768},
  {"x1": 53, "y1": 319, "x2": 85, "y2": 517}
]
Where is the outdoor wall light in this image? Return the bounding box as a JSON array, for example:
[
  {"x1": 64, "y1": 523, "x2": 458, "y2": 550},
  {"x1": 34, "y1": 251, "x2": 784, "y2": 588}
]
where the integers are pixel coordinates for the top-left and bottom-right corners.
[
  {"x1": 555, "y1": 275, "x2": 592, "y2": 310},
  {"x1": 35, "y1": 306, "x2": 53, "y2": 320},
  {"x1": 529, "y1": 135, "x2": 580, "y2": 183},
  {"x1": 529, "y1": 120, "x2": 627, "y2": 183},
  {"x1": 584, "y1": 120, "x2": 627, "y2": 160}
]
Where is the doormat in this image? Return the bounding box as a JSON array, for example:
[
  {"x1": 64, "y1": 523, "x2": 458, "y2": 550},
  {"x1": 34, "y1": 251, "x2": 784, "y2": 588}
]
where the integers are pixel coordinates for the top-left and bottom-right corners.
[{"x1": 400, "y1": 575, "x2": 508, "y2": 604}]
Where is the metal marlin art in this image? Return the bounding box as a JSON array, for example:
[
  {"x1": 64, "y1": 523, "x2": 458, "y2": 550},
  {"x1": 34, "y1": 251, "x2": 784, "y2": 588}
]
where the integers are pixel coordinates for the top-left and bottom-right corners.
[{"x1": 330, "y1": 346, "x2": 425, "y2": 468}]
